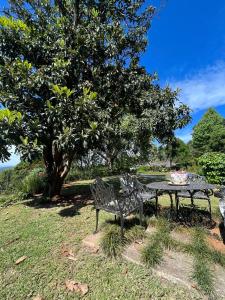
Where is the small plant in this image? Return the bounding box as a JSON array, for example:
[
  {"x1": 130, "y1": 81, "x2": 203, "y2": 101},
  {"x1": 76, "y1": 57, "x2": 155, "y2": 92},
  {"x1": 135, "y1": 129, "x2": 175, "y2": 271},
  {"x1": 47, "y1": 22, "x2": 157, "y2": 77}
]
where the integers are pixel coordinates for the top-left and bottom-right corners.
[
  {"x1": 141, "y1": 235, "x2": 163, "y2": 267},
  {"x1": 190, "y1": 228, "x2": 215, "y2": 296},
  {"x1": 141, "y1": 217, "x2": 174, "y2": 267},
  {"x1": 126, "y1": 225, "x2": 146, "y2": 242},
  {"x1": 21, "y1": 168, "x2": 47, "y2": 196},
  {"x1": 100, "y1": 220, "x2": 145, "y2": 258},
  {"x1": 100, "y1": 224, "x2": 126, "y2": 258},
  {"x1": 192, "y1": 257, "x2": 214, "y2": 296}
]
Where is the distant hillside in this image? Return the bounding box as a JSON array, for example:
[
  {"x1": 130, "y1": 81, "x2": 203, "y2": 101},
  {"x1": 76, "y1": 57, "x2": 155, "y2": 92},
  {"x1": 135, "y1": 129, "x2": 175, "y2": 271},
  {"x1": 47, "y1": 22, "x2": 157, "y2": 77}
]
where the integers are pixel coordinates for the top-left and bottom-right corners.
[{"x1": 0, "y1": 166, "x2": 13, "y2": 172}]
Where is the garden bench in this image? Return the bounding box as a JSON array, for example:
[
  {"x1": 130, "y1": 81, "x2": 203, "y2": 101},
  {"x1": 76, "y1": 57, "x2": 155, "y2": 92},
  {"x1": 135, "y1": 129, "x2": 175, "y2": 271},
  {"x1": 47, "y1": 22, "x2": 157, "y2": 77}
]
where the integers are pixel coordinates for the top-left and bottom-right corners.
[
  {"x1": 90, "y1": 177, "x2": 143, "y2": 238},
  {"x1": 120, "y1": 173, "x2": 158, "y2": 212}
]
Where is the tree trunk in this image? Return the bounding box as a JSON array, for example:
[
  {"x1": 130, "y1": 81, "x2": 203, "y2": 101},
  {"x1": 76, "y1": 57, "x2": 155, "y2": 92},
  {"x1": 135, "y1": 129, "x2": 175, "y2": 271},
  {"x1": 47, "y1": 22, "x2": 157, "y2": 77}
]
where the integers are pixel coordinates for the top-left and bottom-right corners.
[
  {"x1": 43, "y1": 144, "x2": 74, "y2": 199},
  {"x1": 48, "y1": 172, "x2": 65, "y2": 199}
]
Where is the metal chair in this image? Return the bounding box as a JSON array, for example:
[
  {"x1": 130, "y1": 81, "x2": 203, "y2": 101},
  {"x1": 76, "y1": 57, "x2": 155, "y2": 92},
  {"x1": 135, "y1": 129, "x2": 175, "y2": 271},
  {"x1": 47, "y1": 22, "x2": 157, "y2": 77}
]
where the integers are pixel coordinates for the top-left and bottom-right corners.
[
  {"x1": 90, "y1": 177, "x2": 143, "y2": 238},
  {"x1": 120, "y1": 173, "x2": 158, "y2": 214},
  {"x1": 215, "y1": 186, "x2": 225, "y2": 226},
  {"x1": 177, "y1": 173, "x2": 212, "y2": 218}
]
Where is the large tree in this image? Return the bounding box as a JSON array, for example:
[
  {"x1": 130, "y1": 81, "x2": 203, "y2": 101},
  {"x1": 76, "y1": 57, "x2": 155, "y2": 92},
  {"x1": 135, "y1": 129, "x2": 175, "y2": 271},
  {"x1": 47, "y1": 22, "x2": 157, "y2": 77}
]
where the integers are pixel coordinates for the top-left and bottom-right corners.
[
  {"x1": 192, "y1": 108, "x2": 225, "y2": 157},
  {"x1": 0, "y1": 1, "x2": 190, "y2": 198}
]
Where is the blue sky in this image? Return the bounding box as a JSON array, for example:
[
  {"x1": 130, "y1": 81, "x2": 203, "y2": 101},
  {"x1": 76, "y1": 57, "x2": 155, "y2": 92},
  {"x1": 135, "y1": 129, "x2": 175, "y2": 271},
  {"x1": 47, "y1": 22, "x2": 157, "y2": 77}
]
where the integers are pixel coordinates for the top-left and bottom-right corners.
[
  {"x1": 1, "y1": 0, "x2": 225, "y2": 166},
  {"x1": 142, "y1": 0, "x2": 225, "y2": 142}
]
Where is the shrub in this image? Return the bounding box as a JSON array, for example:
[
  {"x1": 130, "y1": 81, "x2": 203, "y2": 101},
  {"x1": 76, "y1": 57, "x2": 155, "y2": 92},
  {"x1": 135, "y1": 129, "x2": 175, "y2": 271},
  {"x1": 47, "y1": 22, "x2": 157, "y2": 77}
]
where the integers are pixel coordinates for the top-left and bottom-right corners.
[
  {"x1": 0, "y1": 169, "x2": 13, "y2": 192},
  {"x1": 198, "y1": 152, "x2": 225, "y2": 184},
  {"x1": 0, "y1": 160, "x2": 45, "y2": 194},
  {"x1": 21, "y1": 168, "x2": 47, "y2": 196},
  {"x1": 66, "y1": 165, "x2": 109, "y2": 181}
]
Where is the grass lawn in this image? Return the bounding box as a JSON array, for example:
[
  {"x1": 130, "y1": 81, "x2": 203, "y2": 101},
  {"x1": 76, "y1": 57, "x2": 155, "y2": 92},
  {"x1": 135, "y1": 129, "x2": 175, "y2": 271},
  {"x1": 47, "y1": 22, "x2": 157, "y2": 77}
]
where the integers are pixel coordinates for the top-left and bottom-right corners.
[{"x1": 0, "y1": 179, "x2": 222, "y2": 300}]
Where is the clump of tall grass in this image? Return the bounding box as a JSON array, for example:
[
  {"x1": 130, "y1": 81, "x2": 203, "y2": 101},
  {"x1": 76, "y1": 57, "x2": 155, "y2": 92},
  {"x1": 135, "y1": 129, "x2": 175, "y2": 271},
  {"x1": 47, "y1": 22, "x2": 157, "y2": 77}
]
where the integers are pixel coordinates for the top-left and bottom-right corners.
[
  {"x1": 141, "y1": 217, "x2": 175, "y2": 267},
  {"x1": 187, "y1": 228, "x2": 215, "y2": 296},
  {"x1": 100, "y1": 220, "x2": 146, "y2": 258},
  {"x1": 21, "y1": 168, "x2": 47, "y2": 196}
]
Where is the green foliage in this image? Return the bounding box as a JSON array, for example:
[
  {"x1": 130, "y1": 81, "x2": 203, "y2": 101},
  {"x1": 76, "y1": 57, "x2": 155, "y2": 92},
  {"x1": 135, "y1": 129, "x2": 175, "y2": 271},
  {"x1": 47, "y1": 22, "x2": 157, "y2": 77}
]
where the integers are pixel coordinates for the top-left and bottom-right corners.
[
  {"x1": 0, "y1": 169, "x2": 13, "y2": 192},
  {"x1": 0, "y1": 160, "x2": 45, "y2": 194},
  {"x1": 66, "y1": 165, "x2": 108, "y2": 181},
  {"x1": 157, "y1": 138, "x2": 193, "y2": 168},
  {"x1": 142, "y1": 238, "x2": 163, "y2": 267},
  {"x1": 136, "y1": 165, "x2": 169, "y2": 174},
  {"x1": 0, "y1": 16, "x2": 29, "y2": 31},
  {"x1": 0, "y1": 1, "x2": 190, "y2": 197},
  {"x1": 21, "y1": 168, "x2": 47, "y2": 196},
  {"x1": 192, "y1": 108, "x2": 225, "y2": 157},
  {"x1": 0, "y1": 109, "x2": 22, "y2": 162},
  {"x1": 101, "y1": 221, "x2": 145, "y2": 258},
  {"x1": 198, "y1": 152, "x2": 225, "y2": 184}
]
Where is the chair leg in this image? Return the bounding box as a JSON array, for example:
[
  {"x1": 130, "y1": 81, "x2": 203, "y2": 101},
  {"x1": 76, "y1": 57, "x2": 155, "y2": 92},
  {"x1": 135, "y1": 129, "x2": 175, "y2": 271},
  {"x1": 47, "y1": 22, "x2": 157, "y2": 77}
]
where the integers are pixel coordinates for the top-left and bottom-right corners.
[
  {"x1": 208, "y1": 199, "x2": 212, "y2": 221},
  {"x1": 120, "y1": 216, "x2": 124, "y2": 239},
  {"x1": 175, "y1": 192, "x2": 179, "y2": 220},
  {"x1": 155, "y1": 195, "x2": 158, "y2": 217},
  {"x1": 169, "y1": 193, "x2": 173, "y2": 210},
  {"x1": 94, "y1": 209, "x2": 100, "y2": 234},
  {"x1": 139, "y1": 203, "x2": 143, "y2": 226}
]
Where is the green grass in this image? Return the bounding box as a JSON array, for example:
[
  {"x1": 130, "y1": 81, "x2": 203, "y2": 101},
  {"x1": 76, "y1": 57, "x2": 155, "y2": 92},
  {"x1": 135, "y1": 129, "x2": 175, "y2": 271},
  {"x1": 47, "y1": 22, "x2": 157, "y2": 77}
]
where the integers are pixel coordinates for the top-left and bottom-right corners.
[
  {"x1": 0, "y1": 179, "x2": 223, "y2": 299},
  {"x1": 190, "y1": 228, "x2": 215, "y2": 296},
  {"x1": 141, "y1": 218, "x2": 174, "y2": 267},
  {"x1": 0, "y1": 198, "x2": 203, "y2": 299},
  {"x1": 100, "y1": 219, "x2": 146, "y2": 258}
]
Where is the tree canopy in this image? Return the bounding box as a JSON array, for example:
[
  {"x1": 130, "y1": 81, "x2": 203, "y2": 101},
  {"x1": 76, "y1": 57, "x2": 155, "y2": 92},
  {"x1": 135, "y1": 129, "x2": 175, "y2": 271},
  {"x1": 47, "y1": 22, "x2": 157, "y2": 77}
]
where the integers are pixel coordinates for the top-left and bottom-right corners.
[
  {"x1": 0, "y1": 1, "x2": 190, "y2": 197},
  {"x1": 192, "y1": 108, "x2": 225, "y2": 157}
]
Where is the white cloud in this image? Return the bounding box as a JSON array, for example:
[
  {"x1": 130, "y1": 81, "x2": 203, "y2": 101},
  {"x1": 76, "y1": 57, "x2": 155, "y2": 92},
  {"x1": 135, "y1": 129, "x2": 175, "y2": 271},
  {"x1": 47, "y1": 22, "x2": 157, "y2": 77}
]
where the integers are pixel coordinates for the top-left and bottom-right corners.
[{"x1": 171, "y1": 61, "x2": 225, "y2": 110}]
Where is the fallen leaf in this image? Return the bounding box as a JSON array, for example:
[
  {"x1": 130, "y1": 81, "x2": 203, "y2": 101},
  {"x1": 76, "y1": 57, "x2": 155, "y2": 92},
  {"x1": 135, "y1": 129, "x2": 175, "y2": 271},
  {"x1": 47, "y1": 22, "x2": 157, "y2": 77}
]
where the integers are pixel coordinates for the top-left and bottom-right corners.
[
  {"x1": 67, "y1": 255, "x2": 77, "y2": 261},
  {"x1": 65, "y1": 280, "x2": 89, "y2": 296},
  {"x1": 65, "y1": 280, "x2": 76, "y2": 291},
  {"x1": 61, "y1": 245, "x2": 75, "y2": 258},
  {"x1": 90, "y1": 246, "x2": 99, "y2": 254},
  {"x1": 15, "y1": 256, "x2": 27, "y2": 265},
  {"x1": 33, "y1": 295, "x2": 44, "y2": 300},
  {"x1": 78, "y1": 283, "x2": 89, "y2": 296}
]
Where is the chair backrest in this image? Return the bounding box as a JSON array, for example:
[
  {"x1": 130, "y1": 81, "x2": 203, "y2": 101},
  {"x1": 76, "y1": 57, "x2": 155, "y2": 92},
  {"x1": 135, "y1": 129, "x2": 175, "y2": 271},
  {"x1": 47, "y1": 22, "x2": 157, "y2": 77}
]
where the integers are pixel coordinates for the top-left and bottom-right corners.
[
  {"x1": 120, "y1": 173, "x2": 135, "y2": 193},
  {"x1": 90, "y1": 177, "x2": 116, "y2": 208},
  {"x1": 219, "y1": 187, "x2": 225, "y2": 222},
  {"x1": 187, "y1": 173, "x2": 206, "y2": 184}
]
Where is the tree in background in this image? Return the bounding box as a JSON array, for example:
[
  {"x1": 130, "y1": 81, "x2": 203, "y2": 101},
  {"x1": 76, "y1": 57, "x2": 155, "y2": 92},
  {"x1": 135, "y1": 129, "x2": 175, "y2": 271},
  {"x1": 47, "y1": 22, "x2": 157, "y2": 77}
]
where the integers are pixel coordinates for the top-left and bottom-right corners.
[
  {"x1": 0, "y1": 109, "x2": 22, "y2": 162},
  {"x1": 192, "y1": 108, "x2": 225, "y2": 157},
  {"x1": 157, "y1": 137, "x2": 192, "y2": 168},
  {"x1": 0, "y1": 1, "x2": 190, "y2": 198}
]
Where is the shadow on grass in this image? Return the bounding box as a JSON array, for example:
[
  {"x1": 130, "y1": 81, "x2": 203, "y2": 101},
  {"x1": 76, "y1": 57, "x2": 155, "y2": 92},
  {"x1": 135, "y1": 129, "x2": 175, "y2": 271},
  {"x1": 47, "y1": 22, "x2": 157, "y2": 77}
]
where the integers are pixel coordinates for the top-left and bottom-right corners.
[
  {"x1": 219, "y1": 222, "x2": 225, "y2": 244},
  {"x1": 24, "y1": 181, "x2": 94, "y2": 218},
  {"x1": 159, "y1": 205, "x2": 217, "y2": 229}
]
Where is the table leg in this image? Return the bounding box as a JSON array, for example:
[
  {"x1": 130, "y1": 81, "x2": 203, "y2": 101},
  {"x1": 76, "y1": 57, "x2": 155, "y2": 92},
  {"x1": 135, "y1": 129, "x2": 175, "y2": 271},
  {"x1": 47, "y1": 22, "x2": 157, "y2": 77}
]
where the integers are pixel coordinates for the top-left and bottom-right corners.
[
  {"x1": 175, "y1": 191, "x2": 179, "y2": 220},
  {"x1": 155, "y1": 190, "x2": 158, "y2": 217}
]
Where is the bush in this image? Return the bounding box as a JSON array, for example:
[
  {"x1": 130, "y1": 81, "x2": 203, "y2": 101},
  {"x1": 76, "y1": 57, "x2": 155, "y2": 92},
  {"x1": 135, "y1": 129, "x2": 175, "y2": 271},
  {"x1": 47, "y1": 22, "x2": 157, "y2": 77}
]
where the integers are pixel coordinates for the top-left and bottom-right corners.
[
  {"x1": 66, "y1": 165, "x2": 109, "y2": 181},
  {"x1": 198, "y1": 152, "x2": 225, "y2": 184},
  {"x1": 136, "y1": 165, "x2": 169, "y2": 174},
  {"x1": 0, "y1": 160, "x2": 46, "y2": 194},
  {"x1": 0, "y1": 169, "x2": 13, "y2": 192},
  {"x1": 21, "y1": 168, "x2": 47, "y2": 195}
]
